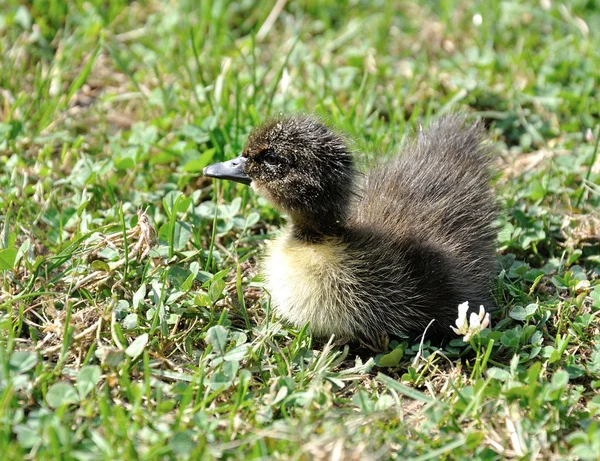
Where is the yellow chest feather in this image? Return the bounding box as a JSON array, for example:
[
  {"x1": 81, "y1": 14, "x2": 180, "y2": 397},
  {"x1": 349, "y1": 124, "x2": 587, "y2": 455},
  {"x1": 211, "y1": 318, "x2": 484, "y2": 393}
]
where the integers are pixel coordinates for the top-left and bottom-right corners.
[{"x1": 262, "y1": 228, "x2": 361, "y2": 337}]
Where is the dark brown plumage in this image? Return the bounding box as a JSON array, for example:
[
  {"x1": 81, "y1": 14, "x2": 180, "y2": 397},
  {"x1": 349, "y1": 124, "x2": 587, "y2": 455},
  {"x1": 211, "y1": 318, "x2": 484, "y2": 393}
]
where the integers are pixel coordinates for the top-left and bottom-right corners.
[{"x1": 204, "y1": 114, "x2": 498, "y2": 344}]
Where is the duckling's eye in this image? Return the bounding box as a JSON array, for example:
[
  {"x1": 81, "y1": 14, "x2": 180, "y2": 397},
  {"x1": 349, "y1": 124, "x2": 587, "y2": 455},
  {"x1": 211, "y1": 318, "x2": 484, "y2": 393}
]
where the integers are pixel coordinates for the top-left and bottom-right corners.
[{"x1": 260, "y1": 149, "x2": 281, "y2": 166}]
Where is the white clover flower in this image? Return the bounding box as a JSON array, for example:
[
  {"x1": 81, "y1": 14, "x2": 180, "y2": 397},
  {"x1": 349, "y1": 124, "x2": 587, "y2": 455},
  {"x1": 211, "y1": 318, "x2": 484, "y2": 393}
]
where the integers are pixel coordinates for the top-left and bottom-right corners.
[
  {"x1": 451, "y1": 301, "x2": 470, "y2": 335},
  {"x1": 574, "y1": 280, "x2": 590, "y2": 293},
  {"x1": 451, "y1": 301, "x2": 491, "y2": 342}
]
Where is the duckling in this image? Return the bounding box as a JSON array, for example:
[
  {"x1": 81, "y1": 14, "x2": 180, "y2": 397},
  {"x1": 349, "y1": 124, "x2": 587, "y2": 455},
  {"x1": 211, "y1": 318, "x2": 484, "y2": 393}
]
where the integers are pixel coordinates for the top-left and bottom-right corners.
[{"x1": 204, "y1": 114, "x2": 498, "y2": 344}]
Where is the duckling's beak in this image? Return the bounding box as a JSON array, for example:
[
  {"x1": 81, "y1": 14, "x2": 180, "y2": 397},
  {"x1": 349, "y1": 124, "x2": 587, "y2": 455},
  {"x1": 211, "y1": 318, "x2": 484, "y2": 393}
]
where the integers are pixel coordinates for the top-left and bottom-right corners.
[{"x1": 203, "y1": 156, "x2": 251, "y2": 185}]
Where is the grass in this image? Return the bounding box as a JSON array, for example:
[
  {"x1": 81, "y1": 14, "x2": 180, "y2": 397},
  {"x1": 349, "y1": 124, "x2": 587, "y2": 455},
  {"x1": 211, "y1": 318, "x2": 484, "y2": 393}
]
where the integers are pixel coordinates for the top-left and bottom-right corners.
[{"x1": 1, "y1": 0, "x2": 599, "y2": 459}]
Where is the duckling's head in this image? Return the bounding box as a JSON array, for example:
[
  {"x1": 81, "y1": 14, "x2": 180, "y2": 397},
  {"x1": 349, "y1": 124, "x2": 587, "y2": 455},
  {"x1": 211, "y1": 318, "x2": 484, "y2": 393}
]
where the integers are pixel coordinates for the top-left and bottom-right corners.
[{"x1": 204, "y1": 115, "x2": 355, "y2": 238}]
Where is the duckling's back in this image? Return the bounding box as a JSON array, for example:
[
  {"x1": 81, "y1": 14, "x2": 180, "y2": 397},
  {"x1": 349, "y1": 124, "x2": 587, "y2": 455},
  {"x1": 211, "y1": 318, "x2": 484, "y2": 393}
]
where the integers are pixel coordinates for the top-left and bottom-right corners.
[{"x1": 348, "y1": 115, "x2": 498, "y2": 338}]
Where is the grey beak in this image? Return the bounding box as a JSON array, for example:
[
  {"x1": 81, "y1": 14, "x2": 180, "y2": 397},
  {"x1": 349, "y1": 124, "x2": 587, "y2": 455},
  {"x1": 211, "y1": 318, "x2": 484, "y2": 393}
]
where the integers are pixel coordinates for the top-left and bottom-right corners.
[{"x1": 203, "y1": 156, "x2": 251, "y2": 185}]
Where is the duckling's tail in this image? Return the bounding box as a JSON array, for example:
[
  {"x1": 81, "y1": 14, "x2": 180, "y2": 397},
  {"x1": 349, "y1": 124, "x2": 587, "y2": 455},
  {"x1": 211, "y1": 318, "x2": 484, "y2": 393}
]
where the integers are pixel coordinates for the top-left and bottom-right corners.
[
  {"x1": 359, "y1": 114, "x2": 497, "y2": 230},
  {"x1": 404, "y1": 114, "x2": 498, "y2": 249}
]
